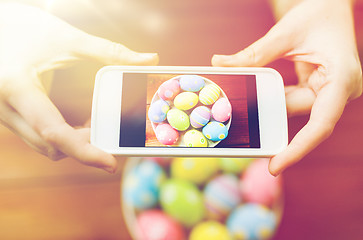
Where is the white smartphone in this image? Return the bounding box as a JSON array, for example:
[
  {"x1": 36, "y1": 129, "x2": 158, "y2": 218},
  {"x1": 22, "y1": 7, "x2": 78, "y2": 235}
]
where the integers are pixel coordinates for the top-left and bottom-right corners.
[{"x1": 91, "y1": 66, "x2": 287, "y2": 157}]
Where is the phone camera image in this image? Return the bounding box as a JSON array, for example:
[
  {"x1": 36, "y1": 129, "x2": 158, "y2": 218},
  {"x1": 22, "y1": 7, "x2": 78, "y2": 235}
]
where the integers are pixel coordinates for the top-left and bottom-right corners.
[
  {"x1": 148, "y1": 75, "x2": 232, "y2": 147},
  {"x1": 119, "y1": 72, "x2": 261, "y2": 149}
]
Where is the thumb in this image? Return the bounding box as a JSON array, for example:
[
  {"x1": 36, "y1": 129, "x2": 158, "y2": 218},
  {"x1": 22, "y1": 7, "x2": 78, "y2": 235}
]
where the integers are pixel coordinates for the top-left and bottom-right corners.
[
  {"x1": 76, "y1": 33, "x2": 159, "y2": 66},
  {"x1": 212, "y1": 24, "x2": 292, "y2": 67}
]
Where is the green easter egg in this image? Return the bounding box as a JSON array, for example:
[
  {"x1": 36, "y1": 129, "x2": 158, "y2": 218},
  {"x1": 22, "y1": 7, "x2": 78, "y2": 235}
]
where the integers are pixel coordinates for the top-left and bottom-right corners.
[
  {"x1": 171, "y1": 157, "x2": 220, "y2": 185},
  {"x1": 220, "y1": 158, "x2": 255, "y2": 174},
  {"x1": 160, "y1": 179, "x2": 205, "y2": 227},
  {"x1": 167, "y1": 109, "x2": 190, "y2": 131}
]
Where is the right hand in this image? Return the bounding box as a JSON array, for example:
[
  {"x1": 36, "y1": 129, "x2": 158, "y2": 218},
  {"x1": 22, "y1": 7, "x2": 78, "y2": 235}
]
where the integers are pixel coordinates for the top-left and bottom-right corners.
[
  {"x1": 212, "y1": 0, "x2": 362, "y2": 176},
  {"x1": 0, "y1": 3, "x2": 159, "y2": 173}
]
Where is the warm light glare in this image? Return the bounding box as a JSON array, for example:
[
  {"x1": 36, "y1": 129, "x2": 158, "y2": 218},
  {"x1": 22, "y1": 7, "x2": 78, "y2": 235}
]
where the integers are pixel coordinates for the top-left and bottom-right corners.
[
  {"x1": 21, "y1": 0, "x2": 166, "y2": 37},
  {"x1": 143, "y1": 12, "x2": 165, "y2": 35},
  {"x1": 44, "y1": 0, "x2": 56, "y2": 11}
]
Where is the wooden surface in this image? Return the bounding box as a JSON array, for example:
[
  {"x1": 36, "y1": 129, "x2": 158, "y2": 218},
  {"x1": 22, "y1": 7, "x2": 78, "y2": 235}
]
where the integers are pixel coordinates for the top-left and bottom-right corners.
[
  {"x1": 1, "y1": 0, "x2": 363, "y2": 239},
  {"x1": 145, "y1": 74, "x2": 250, "y2": 147}
]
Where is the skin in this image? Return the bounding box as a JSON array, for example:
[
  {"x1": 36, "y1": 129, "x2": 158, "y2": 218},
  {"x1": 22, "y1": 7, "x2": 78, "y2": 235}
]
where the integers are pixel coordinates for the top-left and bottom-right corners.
[
  {"x1": 212, "y1": 0, "x2": 362, "y2": 176},
  {"x1": 0, "y1": 3, "x2": 159, "y2": 173}
]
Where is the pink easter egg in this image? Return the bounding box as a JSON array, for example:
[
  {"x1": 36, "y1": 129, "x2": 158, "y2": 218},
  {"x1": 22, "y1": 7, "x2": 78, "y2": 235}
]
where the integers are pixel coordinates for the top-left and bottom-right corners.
[
  {"x1": 240, "y1": 158, "x2": 282, "y2": 207},
  {"x1": 211, "y1": 98, "x2": 232, "y2": 122},
  {"x1": 155, "y1": 123, "x2": 179, "y2": 145},
  {"x1": 158, "y1": 79, "x2": 180, "y2": 101},
  {"x1": 136, "y1": 210, "x2": 186, "y2": 240}
]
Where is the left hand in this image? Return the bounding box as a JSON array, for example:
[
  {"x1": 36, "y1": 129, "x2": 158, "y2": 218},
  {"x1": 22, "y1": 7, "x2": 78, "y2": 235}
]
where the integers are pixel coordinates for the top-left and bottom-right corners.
[{"x1": 0, "y1": 3, "x2": 159, "y2": 173}]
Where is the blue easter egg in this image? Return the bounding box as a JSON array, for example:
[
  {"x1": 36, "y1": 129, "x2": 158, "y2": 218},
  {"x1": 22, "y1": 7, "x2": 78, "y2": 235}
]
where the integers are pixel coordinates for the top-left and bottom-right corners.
[
  {"x1": 226, "y1": 204, "x2": 277, "y2": 240},
  {"x1": 179, "y1": 75, "x2": 205, "y2": 92},
  {"x1": 148, "y1": 99, "x2": 170, "y2": 123},
  {"x1": 202, "y1": 121, "x2": 228, "y2": 141},
  {"x1": 123, "y1": 161, "x2": 166, "y2": 210}
]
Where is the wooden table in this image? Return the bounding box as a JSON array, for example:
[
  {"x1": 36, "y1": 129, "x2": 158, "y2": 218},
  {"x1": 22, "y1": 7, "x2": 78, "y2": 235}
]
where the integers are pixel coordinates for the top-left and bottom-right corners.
[
  {"x1": 145, "y1": 74, "x2": 251, "y2": 147},
  {"x1": 1, "y1": 0, "x2": 363, "y2": 239}
]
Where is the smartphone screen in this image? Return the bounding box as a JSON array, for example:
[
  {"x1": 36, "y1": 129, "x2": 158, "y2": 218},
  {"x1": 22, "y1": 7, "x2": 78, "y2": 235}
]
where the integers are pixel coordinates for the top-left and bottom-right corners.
[{"x1": 119, "y1": 73, "x2": 260, "y2": 148}]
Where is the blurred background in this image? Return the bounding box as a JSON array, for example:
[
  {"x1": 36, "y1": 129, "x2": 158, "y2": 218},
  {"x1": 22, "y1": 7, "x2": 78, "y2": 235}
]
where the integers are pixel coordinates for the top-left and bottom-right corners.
[{"x1": 0, "y1": 0, "x2": 363, "y2": 239}]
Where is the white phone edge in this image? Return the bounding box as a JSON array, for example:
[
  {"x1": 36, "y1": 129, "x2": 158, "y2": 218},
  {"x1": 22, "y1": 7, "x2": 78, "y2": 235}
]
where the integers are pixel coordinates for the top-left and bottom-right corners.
[{"x1": 91, "y1": 66, "x2": 288, "y2": 158}]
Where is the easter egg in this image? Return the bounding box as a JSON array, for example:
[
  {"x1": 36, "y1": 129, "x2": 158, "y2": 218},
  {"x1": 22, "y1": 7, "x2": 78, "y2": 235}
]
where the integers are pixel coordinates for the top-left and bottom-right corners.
[
  {"x1": 167, "y1": 109, "x2": 190, "y2": 131},
  {"x1": 179, "y1": 75, "x2": 205, "y2": 92},
  {"x1": 226, "y1": 204, "x2": 277, "y2": 240},
  {"x1": 158, "y1": 79, "x2": 180, "y2": 101},
  {"x1": 190, "y1": 221, "x2": 232, "y2": 240},
  {"x1": 144, "y1": 157, "x2": 172, "y2": 167},
  {"x1": 202, "y1": 121, "x2": 228, "y2": 141},
  {"x1": 148, "y1": 99, "x2": 170, "y2": 123},
  {"x1": 184, "y1": 130, "x2": 208, "y2": 147},
  {"x1": 220, "y1": 158, "x2": 255, "y2": 174},
  {"x1": 123, "y1": 160, "x2": 166, "y2": 210},
  {"x1": 155, "y1": 123, "x2": 179, "y2": 145},
  {"x1": 136, "y1": 210, "x2": 186, "y2": 240},
  {"x1": 190, "y1": 106, "x2": 211, "y2": 128},
  {"x1": 170, "y1": 157, "x2": 220, "y2": 185},
  {"x1": 160, "y1": 179, "x2": 205, "y2": 227},
  {"x1": 212, "y1": 98, "x2": 232, "y2": 122},
  {"x1": 199, "y1": 84, "x2": 220, "y2": 105},
  {"x1": 204, "y1": 174, "x2": 242, "y2": 220},
  {"x1": 174, "y1": 92, "x2": 199, "y2": 110},
  {"x1": 241, "y1": 159, "x2": 282, "y2": 207}
]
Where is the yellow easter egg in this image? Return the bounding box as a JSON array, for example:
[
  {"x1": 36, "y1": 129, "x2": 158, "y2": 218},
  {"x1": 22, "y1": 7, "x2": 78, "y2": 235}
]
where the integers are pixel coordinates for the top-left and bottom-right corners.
[
  {"x1": 190, "y1": 221, "x2": 232, "y2": 240},
  {"x1": 174, "y1": 92, "x2": 199, "y2": 110},
  {"x1": 184, "y1": 130, "x2": 208, "y2": 147},
  {"x1": 171, "y1": 157, "x2": 220, "y2": 185},
  {"x1": 199, "y1": 84, "x2": 221, "y2": 105}
]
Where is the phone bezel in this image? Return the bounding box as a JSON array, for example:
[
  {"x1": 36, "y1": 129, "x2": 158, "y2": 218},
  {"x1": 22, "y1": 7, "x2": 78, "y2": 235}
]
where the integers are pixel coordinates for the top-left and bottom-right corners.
[{"x1": 91, "y1": 66, "x2": 288, "y2": 157}]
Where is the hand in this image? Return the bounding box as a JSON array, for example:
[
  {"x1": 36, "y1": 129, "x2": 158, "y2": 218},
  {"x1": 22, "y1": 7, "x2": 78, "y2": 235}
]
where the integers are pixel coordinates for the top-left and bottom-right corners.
[
  {"x1": 0, "y1": 3, "x2": 159, "y2": 173},
  {"x1": 212, "y1": 0, "x2": 362, "y2": 175}
]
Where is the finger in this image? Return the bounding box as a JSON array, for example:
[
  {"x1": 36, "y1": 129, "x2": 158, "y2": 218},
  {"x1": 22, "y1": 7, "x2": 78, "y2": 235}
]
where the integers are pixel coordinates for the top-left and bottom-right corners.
[
  {"x1": 285, "y1": 86, "x2": 316, "y2": 117},
  {"x1": 0, "y1": 101, "x2": 65, "y2": 159},
  {"x1": 75, "y1": 33, "x2": 159, "y2": 66},
  {"x1": 75, "y1": 127, "x2": 119, "y2": 172},
  {"x1": 211, "y1": 24, "x2": 293, "y2": 67},
  {"x1": 269, "y1": 83, "x2": 348, "y2": 176},
  {"x1": 7, "y1": 84, "x2": 117, "y2": 173},
  {"x1": 294, "y1": 62, "x2": 316, "y2": 83},
  {"x1": 284, "y1": 62, "x2": 316, "y2": 117},
  {"x1": 83, "y1": 118, "x2": 91, "y2": 128}
]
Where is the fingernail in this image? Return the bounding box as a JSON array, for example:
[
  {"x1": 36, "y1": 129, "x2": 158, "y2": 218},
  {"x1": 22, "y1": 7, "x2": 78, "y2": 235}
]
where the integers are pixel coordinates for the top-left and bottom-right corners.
[
  {"x1": 103, "y1": 166, "x2": 116, "y2": 174},
  {"x1": 213, "y1": 54, "x2": 230, "y2": 60},
  {"x1": 212, "y1": 54, "x2": 232, "y2": 66},
  {"x1": 269, "y1": 168, "x2": 281, "y2": 177},
  {"x1": 139, "y1": 53, "x2": 159, "y2": 65},
  {"x1": 141, "y1": 53, "x2": 158, "y2": 58},
  {"x1": 268, "y1": 165, "x2": 280, "y2": 177}
]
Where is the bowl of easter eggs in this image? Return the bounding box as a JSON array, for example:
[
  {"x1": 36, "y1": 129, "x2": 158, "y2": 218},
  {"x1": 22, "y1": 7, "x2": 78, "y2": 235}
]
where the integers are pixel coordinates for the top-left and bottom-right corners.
[
  {"x1": 121, "y1": 157, "x2": 284, "y2": 240},
  {"x1": 147, "y1": 75, "x2": 232, "y2": 147}
]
